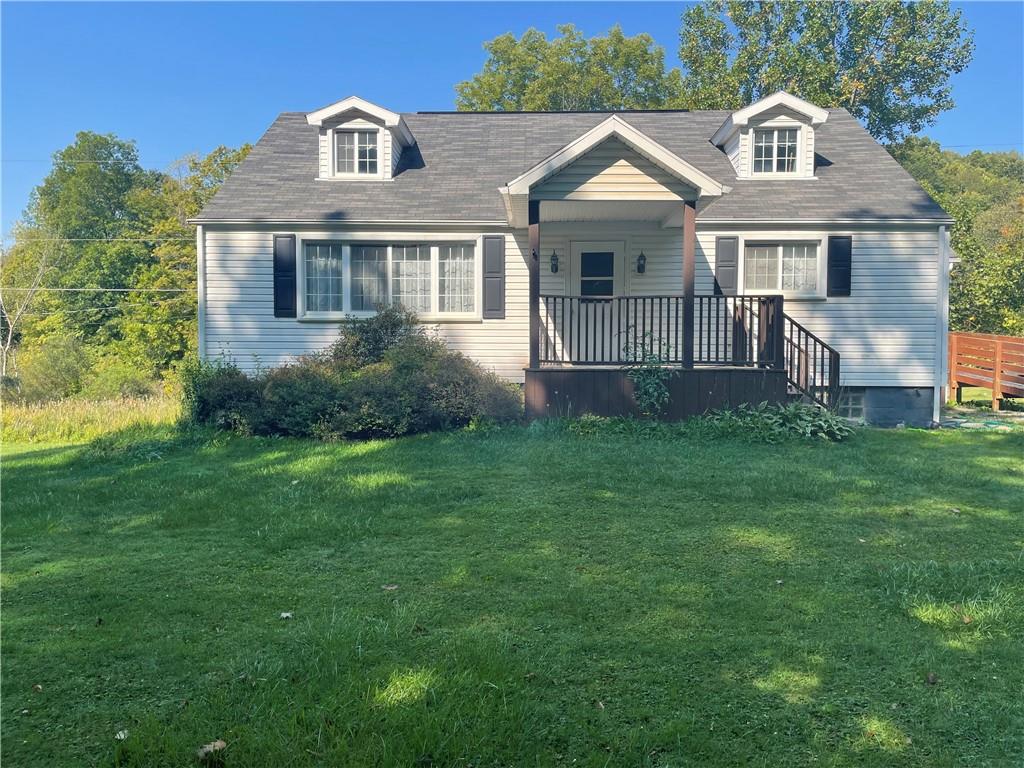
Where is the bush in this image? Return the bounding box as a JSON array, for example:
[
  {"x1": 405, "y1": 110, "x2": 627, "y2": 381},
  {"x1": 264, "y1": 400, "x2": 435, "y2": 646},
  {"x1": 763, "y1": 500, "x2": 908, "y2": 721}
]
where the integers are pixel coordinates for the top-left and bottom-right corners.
[
  {"x1": 254, "y1": 360, "x2": 344, "y2": 437},
  {"x1": 80, "y1": 354, "x2": 156, "y2": 399},
  {"x1": 183, "y1": 331, "x2": 523, "y2": 441},
  {"x1": 538, "y1": 402, "x2": 857, "y2": 443},
  {"x1": 326, "y1": 304, "x2": 422, "y2": 371},
  {"x1": 698, "y1": 401, "x2": 856, "y2": 442},
  {"x1": 8, "y1": 337, "x2": 90, "y2": 402},
  {"x1": 179, "y1": 356, "x2": 260, "y2": 431},
  {"x1": 324, "y1": 336, "x2": 522, "y2": 439}
]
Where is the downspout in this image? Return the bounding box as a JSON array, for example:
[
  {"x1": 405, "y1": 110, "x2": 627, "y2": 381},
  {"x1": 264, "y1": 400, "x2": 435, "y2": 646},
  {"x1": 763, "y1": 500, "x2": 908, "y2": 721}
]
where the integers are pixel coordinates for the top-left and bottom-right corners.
[
  {"x1": 933, "y1": 225, "x2": 951, "y2": 425},
  {"x1": 196, "y1": 224, "x2": 206, "y2": 361}
]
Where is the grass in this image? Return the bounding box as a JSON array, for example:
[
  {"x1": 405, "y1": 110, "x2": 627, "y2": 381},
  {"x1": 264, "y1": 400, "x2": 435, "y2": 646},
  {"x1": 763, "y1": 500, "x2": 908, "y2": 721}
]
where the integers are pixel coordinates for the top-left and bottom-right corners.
[
  {"x1": 952, "y1": 387, "x2": 1023, "y2": 412},
  {"x1": 2, "y1": 407, "x2": 1023, "y2": 766},
  {"x1": 2, "y1": 395, "x2": 181, "y2": 443}
]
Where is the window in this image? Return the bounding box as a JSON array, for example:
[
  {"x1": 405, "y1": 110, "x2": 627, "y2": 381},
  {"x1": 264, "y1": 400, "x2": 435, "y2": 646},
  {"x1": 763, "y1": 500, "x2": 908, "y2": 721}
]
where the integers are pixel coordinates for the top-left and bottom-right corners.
[
  {"x1": 753, "y1": 128, "x2": 798, "y2": 174},
  {"x1": 836, "y1": 388, "x2": 865, "y2": 421},
  {"x1": 743, "y1": 242, "x2": 819, "y2": 294},
  {"x1": 300, "y1": 242, "x2": 479, "y2": 318},
  {"x1": 392, "y1": 245, "x2": 431, "y2": 312},
  {"x1": 579, "y1": 251, "x2": 615, "y2": 297},
  {"x1": 351, "y1": 245, "x2": 387, "y2": 311},
  {"x1": 439, "y1": 244, "x2": 475, "y2": 312},
  {"x1": 335, "y1": 130, "x2": 378, "y2": 175},
  {"x1": 304, "y1": 243, "x2": 343, "y2": 313}
]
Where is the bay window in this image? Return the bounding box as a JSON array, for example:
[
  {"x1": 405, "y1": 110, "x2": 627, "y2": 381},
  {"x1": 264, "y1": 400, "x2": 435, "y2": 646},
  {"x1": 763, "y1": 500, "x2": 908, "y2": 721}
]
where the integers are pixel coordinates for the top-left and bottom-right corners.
[
  {"x1": 743, "y1": 242, "x2": 820, "y2": 295},
  {"x1": 301, "y1": 241, "x2": 477, "y2": 318}
]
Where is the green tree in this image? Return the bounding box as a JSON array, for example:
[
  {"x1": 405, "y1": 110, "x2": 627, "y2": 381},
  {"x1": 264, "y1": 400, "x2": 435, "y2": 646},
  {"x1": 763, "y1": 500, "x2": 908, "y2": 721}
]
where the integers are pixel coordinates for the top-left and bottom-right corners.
[
  {"x1": 116, "y1": 145, "x2": 251, "y2": 372},
  {"x1": 456, "y1": 24, "x2": 682, "y2": 111},
  {"x1": 678, "y1": 0, "x2": 974, "y2": 142},
  {"x1": 889, "y1": 137, "x2": 1024, "y2": 334}
]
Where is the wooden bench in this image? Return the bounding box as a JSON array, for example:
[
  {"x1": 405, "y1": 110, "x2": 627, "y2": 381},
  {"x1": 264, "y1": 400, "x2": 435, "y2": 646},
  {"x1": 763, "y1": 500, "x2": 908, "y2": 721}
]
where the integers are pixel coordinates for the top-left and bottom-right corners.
[{"x1": 948, "y1": 331, "x2": 1024, "y2": 410}]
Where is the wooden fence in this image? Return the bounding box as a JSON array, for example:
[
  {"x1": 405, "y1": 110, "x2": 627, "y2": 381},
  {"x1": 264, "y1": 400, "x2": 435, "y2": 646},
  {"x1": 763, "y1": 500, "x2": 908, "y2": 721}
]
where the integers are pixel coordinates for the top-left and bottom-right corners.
[{"x1": 948, "y1": 331, "x2": 1024, "y2": 409}]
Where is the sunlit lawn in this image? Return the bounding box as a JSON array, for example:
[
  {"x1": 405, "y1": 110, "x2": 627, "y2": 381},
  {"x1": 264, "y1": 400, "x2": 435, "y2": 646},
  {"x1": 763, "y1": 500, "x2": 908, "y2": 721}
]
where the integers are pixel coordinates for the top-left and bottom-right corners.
[{"x1": 2, "y1": 422, "x2": 1022, "y2": 766}]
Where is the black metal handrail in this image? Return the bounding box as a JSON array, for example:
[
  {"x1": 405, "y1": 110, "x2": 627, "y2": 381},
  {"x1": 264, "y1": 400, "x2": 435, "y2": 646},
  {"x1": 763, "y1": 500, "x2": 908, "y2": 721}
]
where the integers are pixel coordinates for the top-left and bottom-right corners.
[
  {"x1": 538, "y1": 294, "x2": 785, "y2": 368},
  {"x1": 782, "y1": 314, "x2": 841, "y2": 409}
]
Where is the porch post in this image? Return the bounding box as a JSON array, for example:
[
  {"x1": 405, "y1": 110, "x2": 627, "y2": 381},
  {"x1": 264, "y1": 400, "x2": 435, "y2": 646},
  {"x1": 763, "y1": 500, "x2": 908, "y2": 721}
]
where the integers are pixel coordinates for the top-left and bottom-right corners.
[
  {"x1": 682, "y1": 200, "x2": 696, "y2": 367},
  {"x1": 528, "y1": 199, "x2": 541, "y2": 369}
]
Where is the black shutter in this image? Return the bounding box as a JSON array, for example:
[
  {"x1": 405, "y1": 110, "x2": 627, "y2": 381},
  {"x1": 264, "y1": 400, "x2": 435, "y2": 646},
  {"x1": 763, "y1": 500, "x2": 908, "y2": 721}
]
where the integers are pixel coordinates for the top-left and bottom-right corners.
[
  {"x1": 273, "y1": 235, "x2": 297, "y2": 318},
  {"x1": 827, "y1": 236, "x2": 852, "y2": 297},
  {"x1": 714, "y1": 236, "x2": 738, "y2": 296},
  {"x1": 482, "y1": 235, "x2": 505, "y2": 319}
]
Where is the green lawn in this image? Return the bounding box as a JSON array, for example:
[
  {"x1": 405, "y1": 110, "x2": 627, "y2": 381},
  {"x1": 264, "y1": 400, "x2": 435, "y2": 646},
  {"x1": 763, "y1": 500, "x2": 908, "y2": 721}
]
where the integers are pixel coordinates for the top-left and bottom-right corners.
[{"x1": 3, "y1": 424, "x2": 1023, "y2": 766}]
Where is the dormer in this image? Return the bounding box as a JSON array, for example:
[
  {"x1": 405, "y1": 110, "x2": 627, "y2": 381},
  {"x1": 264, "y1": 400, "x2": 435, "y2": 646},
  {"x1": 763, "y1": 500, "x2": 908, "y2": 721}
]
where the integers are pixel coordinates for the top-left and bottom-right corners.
[
  {"x1": 711, "y1": 91, "x2": 828, "y2": 180},
  {"x1": 306, "y1": 96, "x2": 415, "y2": 181}
]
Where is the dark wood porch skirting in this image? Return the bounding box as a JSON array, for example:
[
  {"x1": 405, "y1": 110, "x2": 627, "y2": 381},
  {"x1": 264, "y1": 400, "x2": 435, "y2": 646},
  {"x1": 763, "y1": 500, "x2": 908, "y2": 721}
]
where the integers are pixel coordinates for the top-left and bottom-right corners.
[{"x1": 524, "y1": 366, "x2": 788, "y2": 420}]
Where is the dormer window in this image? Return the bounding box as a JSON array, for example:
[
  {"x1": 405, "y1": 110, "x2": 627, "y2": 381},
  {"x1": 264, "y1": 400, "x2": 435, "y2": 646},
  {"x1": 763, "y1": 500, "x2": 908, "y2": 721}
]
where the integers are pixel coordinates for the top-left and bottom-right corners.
[
  {"x1": 711, "y1": 91, "x2": 827, "y2": 180},
  {"x1": 335, "y1": 130, "x2": 378, "y2": 175},
  {"x1": 753, "y1": 128, "x2": 798, "y2": 174},
  {"x1": 307, "y1": 96, "x2": 416, "y2": 182}
]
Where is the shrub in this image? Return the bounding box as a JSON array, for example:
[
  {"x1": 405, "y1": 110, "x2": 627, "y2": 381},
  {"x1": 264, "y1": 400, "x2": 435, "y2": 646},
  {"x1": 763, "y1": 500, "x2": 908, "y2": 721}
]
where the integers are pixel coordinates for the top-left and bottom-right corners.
[
  {"x1": 542, "y1": 402, "x2": 857, "y2": 443},
  {"x1": 9, "y1": 337, "x2": 90, "y2": 402},
  {"x1": 80, "y1": 354, "x2": 156, "y2": 399},
  {"x1": 326, "y1": 304, "x2": 422, "y2": 371},
  {"x1": 698, "y1": 401, "x2": 856, "y2": 442},
  {"x1": 253, "y1": 360, "x2": 344, "y2": 437},
  {"x1": 324, "y1": 336, "x2": 522, "y2": 439},
  {"x1": 179, "y1": 356, "x2": 260, "y2": 431}
]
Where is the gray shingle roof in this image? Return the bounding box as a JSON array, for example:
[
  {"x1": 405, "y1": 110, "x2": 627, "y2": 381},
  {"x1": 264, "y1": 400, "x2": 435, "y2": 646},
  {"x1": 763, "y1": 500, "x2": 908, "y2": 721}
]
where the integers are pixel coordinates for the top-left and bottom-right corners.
[{"x1": 194, "y1": 108, "x2": 949, "y2": 224}]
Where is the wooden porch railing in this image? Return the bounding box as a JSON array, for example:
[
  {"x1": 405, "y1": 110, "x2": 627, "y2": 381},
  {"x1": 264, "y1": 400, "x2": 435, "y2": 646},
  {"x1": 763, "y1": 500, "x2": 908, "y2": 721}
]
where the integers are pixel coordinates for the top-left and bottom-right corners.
[
  {"x1": 782, "y1": 315, "x2": 841, "y2": 409},
  {"x1": 948, "y1": 331, "x2": 1024, "y2": 409},
  {"x1": 538, "y1": 294, "x2": 785, "y2": 368}
]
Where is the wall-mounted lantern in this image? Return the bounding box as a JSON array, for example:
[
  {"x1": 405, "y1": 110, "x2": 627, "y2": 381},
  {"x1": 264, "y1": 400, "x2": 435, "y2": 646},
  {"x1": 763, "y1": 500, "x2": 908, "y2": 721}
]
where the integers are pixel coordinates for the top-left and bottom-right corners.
[
  {"x1": 550, "y1": 251, "x2": 559, "y2": 273},
  {"x1": 636, "y1": 251, "x2": 647, "y2": 274}
]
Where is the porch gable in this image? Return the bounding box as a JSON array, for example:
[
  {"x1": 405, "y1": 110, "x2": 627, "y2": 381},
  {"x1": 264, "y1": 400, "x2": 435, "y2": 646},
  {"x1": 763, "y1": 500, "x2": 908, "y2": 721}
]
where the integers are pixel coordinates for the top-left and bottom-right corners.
[{"x1": 531, "y1": 137, "x2": 697, "y2": 202}]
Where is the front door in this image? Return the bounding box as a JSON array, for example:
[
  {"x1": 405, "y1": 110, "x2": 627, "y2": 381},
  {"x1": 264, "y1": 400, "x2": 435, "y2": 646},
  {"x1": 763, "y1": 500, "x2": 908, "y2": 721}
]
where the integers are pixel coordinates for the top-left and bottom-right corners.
[{"x1": 569, "y1": 241, "x2": 626, "y2": 363}]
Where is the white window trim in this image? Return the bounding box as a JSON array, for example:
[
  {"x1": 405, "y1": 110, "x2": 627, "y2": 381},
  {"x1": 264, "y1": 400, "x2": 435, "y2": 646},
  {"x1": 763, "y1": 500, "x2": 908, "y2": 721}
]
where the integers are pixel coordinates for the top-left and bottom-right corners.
[
  {"x1": 294, "y1": 233, "x2": 487, "y2": 322},
  {"x1": 329, "y1": 126, "x2": 385, "y2": 180},
  {"x1": 736, "y1": 232, "x2": 828, "y2": 300},
  {"x1": 749, "y1": 123, "x2": 804, "y2": 178}
]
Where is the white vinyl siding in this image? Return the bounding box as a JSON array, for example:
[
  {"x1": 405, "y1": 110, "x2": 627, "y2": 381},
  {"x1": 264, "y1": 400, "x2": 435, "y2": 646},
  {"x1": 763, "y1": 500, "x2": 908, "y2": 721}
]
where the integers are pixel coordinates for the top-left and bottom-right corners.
[
  {"x1": 200, "y1": 225, "x2": 940, "y2": 389},
  {"x1": 532, "y1": 138, "x2": 695, "y2": 201},
  {"x1": 202, "y1": 228, "x2": 528, "y2": 382}
]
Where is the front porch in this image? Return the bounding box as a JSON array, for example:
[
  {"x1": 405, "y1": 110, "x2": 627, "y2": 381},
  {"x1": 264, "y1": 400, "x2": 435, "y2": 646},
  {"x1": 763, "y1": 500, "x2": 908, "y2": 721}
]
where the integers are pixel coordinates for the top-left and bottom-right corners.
[
  {"x1": 520, "y1": 203, "x2": 839, "y2": 419},
  {"x1": 505, "y1": 117, "x2": 839, "y2": 419}
]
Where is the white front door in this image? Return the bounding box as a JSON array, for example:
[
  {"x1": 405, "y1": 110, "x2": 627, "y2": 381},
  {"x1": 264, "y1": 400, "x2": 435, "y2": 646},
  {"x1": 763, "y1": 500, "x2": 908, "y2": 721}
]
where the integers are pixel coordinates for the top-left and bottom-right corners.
[{"x1": 568, "y1": 241, "x2": 626, "y2": 363}]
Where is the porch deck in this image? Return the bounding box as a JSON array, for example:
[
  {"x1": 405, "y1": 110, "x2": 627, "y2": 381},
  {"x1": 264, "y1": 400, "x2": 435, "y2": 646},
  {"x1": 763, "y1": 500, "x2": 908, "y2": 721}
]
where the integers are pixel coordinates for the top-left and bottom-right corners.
[{"x1": 525, "y1": 292, "x2": 839, "y2": 420}]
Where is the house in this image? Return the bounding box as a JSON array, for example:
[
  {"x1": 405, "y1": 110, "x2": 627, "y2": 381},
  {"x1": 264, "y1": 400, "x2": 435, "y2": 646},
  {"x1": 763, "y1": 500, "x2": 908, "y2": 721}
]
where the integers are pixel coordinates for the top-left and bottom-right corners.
[{"x1": 192, "y1": 91, "x2": 953, "y2": 427}]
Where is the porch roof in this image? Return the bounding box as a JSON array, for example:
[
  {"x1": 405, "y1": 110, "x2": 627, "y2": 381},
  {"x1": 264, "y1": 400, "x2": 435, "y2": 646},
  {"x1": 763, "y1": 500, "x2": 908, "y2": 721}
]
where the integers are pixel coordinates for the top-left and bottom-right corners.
[{"x1": 195, "y1": 109, "x2": 950, "y2": 225}]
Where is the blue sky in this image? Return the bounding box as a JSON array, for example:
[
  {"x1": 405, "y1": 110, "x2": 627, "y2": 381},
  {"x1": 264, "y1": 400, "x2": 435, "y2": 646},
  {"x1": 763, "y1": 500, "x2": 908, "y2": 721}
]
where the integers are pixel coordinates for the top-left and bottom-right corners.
[{"x1": 3, "y1": 1, "x2": 1022, "y2": 240}]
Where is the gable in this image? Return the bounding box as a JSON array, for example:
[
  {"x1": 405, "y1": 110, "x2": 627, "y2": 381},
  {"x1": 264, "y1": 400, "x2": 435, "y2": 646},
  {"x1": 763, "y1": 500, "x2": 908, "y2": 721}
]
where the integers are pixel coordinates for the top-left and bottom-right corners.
[{"x1": 531, "y1": 137, "x2": 698, "y2": 202}]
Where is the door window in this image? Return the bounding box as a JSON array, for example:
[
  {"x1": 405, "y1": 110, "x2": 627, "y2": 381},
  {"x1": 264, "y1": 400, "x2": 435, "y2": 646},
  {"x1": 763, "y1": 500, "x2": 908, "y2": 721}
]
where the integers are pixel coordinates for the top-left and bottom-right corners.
[{"x1": 579, "y1": 251, "x2": 615, "y2": 297}]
